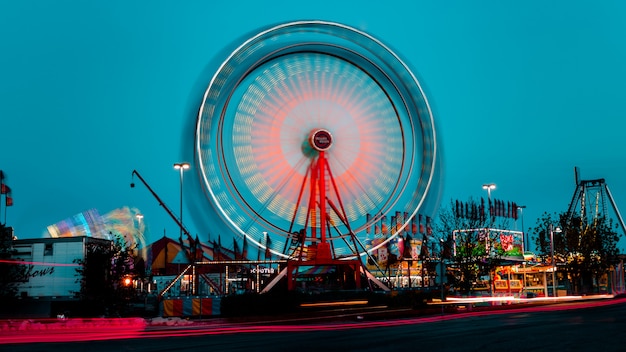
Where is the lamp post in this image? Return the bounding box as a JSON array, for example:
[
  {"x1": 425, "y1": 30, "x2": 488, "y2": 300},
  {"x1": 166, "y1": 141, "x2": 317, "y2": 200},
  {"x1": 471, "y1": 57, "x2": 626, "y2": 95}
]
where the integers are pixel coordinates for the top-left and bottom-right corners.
[
  {"x1": 438, "y1": 237, "x2": 445, "y2": 314},
  {"x1": 135, "y1": 213, "x2": 144, "y2": 247},
  {"x1": 482, "y1": 183, "x2": 496, "y2": 218},
  {"x1": 549, "y1": 224, "x2": 562, "y2": 297},
  {"x1": 440, "y1": 238, "x2": 445, "y2": 304},
  {"x1": 516, "y1": 205, "x2": 527, "y2": 295},
  {"x1": 481, "y1": 183, "x2": 496, "y2": 298},
  {"x1": 517, "y1": 205, "x2": 526, "y2": 251},
  {"x1": 173, "y1": 162, "x2": 190, "y2": 239}
]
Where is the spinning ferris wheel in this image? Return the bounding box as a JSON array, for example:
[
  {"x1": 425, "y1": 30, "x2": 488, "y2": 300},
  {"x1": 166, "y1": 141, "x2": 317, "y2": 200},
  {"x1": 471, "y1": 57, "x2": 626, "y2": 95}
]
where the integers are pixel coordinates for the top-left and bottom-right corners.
[{"x1": 196, "y1": 21, "x2": 439, "y2": 262}]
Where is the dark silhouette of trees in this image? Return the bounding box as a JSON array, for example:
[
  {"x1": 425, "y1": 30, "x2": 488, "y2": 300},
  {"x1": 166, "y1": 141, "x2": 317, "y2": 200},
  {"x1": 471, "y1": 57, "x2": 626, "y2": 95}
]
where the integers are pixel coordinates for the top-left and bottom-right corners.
[
  {"x1": 74, "y1": 236, "x2": 139, "y2": 316},
  {"x1": 0, "y1": 224, "x2": 29, "y2": 299},
  {"x1": 532, "y1": 212, "x2": 621, "y2": 294},
  {"x1": 435, "y1": 198, "x2": 506, "y2": 295}
]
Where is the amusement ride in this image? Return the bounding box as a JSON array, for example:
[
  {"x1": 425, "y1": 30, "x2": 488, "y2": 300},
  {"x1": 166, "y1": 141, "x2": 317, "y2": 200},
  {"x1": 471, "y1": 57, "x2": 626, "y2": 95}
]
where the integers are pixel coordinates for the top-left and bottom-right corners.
[{"x1": 193, "y1": 21, "x2": 441, "y2": 292}]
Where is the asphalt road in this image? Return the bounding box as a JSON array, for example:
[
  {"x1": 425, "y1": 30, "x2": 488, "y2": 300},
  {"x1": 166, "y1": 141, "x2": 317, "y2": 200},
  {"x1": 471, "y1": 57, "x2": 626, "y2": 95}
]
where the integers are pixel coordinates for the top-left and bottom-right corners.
[{"x1": 6, "y1": 299, "x2": 626, "y2": 352}]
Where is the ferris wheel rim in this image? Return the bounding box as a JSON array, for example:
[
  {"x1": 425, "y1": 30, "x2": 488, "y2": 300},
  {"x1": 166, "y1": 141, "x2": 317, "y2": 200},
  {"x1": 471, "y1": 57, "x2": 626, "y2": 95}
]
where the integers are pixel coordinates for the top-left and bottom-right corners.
[{"x1": 196, "y1": 21, "x2": 438, "y2": 259}]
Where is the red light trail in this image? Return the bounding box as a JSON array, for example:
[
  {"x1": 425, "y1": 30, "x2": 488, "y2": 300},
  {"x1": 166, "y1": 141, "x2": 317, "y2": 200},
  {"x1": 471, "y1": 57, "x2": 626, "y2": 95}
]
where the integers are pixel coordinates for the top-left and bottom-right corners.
[{"x1": 2, "y1": 297, "x2": 625, "y2": 345}]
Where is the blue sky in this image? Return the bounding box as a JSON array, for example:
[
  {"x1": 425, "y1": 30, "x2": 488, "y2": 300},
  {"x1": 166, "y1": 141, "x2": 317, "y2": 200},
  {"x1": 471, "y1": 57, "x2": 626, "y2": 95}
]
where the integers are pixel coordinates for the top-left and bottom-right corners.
[{"x1": 2, "y1": 1, "x2": 626, "y2": 251}]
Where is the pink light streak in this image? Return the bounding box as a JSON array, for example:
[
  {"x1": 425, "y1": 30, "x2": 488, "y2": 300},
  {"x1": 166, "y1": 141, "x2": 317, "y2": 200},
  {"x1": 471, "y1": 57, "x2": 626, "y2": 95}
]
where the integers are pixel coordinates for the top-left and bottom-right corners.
[
  {"x1": 2, "y1": 297, "x2": 625, "y2": 345},
  {"x1": 0, "y1": 259, "x2": 80, "y2": 267}
]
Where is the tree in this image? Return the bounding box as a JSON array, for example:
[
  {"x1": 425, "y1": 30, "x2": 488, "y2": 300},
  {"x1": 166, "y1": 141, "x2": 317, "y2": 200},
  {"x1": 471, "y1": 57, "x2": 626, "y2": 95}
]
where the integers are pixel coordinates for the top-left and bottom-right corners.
[
  {"x1": 434, "y1": 198, "x2": 511, "y2": 295},
  {"x1": 0, "y1": 224, "x2": 29, "y2": 299},
  {"x1": 74, "y1": 236, "x2": 139, "y2": 316},
  {"x1": 532, "y1": 212, "x2": 621, "y2": 294}
]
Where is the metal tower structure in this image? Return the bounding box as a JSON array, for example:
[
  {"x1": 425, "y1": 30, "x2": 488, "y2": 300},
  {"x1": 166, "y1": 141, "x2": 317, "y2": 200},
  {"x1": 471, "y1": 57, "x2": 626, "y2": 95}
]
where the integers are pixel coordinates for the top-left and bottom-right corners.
[{"x1": 565, "y1": 167, "x2": 626, "y2": 238}]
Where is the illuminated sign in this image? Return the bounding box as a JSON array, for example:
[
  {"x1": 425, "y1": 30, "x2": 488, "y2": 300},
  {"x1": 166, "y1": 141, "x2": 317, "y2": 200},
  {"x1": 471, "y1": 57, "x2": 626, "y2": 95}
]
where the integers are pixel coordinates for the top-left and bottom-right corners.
[{"x1": 251, "y1": 267, "x2": 275, "y2": 274}]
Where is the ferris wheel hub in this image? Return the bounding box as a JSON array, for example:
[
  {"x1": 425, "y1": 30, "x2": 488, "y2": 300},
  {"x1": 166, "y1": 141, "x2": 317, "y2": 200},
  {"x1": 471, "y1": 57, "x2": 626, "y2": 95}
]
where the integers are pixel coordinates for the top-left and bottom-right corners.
[{"x1": 309, "y1": 129, "x2": 333, "y2": 152}]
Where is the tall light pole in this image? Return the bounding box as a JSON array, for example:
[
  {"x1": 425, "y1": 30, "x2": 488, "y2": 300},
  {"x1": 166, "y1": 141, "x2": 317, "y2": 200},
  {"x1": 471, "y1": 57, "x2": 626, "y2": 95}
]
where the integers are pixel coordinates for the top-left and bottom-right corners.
[
  {"x1": 549, "y1": 224, "x2": 562, "y2": 297},
  {"x1": 482, "y1": 183, "x2": 496, "y2": 218},
  {"x1": 517, "y1": 205, "x2": 527, "y2": 251},
  {"x1": 439, "y1": 238, "x2": 445, "y2": 304},
  {"x1": 516, "y1": 205, "x2": 527, "y2": 293},
  {"x1": 174, "y1": 162, "x2": 190, "y2": 239},
  {"x1": 482, "y1": 183, "x2": 496, "y2": 298}
]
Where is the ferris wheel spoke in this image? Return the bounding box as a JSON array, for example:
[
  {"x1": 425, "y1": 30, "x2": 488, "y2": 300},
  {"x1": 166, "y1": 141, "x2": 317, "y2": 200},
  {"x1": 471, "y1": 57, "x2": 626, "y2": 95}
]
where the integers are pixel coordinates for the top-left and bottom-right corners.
[{"x1": 326, "y1": 152, "x2": 388, "y2": 220}]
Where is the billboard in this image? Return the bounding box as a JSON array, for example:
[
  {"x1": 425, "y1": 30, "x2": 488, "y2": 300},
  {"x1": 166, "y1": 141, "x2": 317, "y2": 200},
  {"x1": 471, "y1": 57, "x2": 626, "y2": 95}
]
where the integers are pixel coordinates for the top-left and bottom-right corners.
[{"x1": 452, "y1": 228, "x2": 524, "y2": 260}]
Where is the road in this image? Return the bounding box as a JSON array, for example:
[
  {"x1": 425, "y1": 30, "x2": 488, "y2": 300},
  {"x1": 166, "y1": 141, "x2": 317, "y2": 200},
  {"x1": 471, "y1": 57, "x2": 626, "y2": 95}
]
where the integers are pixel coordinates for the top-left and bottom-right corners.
[{"x1": 5, "y1": 298, "x2": 626, "y2": 352}]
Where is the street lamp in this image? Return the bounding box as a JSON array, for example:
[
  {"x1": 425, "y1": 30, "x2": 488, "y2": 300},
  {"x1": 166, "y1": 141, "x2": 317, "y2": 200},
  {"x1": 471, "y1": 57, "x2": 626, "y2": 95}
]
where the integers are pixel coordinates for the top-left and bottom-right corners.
[
  {"x1": 482, "y1": 183, "x2": 496, "y2": 218},
  {"x1": 516, "y1": 205, "x2": 527, "y2": 294},
  {"x1": 439, "y1": 238, "x2": 445, "y2": 304},
  {"x1": 517, "y1": 205, "x2": 526, "y2": 251},
  {"x1": 482, "y1": 183, "x2": 496, "y2": 202},
  {"x1": 549, "y1": 224, "x2": 562, "y2": 297},
  {"x1": 173, "y1": 162, "x2": 191, "y2": 239}
]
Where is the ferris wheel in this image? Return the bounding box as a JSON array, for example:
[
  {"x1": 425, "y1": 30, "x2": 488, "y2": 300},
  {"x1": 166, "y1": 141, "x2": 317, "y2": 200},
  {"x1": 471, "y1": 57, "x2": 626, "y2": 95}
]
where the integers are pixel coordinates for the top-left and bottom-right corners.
[{"x1": 196, "y1": 21, "x2": 439, "y2": 261}]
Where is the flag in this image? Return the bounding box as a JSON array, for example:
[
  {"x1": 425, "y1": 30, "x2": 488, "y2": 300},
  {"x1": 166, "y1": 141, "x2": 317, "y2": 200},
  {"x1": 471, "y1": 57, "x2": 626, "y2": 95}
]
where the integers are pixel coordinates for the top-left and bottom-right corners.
[
  {"x1": 242, "y1": 236, "x2": 248, "y2": 260},
  {"x1": 6, "y1": 196, "x2": 13, "y2": 207},
  {"x1": 396, "y1": 211, "x2": 402, "y2": 233},
  {"x1": 217, "y1": 235, "x2": 222, "y2": 259},
  {"x1": 480, "y1": 198, "x2": 485, "y2": 221},
  {"x1": 264, "y1": 234, "x2": 272, "y2": 260},
  {"x1": 404, "y1": 212, "x2": 409, "y2": 233},
  {"x1": 213, "y1": 235, "x2": 222, "y2": 261},
  {"x1": 192, "y1": 234, "x2": 201, "y2": 260},
  {"x1": 233, "y1": 237, "x2": 241, "y2": 260},
  {"x1": 403, "y1": 234, "x2": 413, "y2": 259},
  {"x1": 179, "y1": 234, "x2": 191, "y2": 261},
  {"x1": 417, "y1": 235, "x2": 427, "y2": 259},
  {"x1": 1, "y1": 184, "x2": 8, "y2": 194}
]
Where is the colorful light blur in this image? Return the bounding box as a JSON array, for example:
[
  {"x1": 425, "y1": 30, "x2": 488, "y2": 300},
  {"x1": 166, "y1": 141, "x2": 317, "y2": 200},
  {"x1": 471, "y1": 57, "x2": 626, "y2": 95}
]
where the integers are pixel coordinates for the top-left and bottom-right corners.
[{"x1": 43, "y1": 206, "x2": 147, "y2": 260}]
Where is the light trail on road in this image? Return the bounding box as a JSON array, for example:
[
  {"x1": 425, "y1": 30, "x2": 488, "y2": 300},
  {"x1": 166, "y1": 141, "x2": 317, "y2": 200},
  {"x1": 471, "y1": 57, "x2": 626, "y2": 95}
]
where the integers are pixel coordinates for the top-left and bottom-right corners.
[{"x1": 3, "y1": 297, "x2": 625, "y2": 345}]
